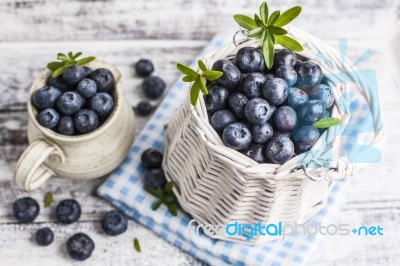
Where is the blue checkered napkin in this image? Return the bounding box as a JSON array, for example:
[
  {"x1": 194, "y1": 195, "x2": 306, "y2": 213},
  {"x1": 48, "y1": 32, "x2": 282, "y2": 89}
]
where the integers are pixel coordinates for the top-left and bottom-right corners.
[{"x1": 97, "y1": 33, "x2": 357, "y2": 266}]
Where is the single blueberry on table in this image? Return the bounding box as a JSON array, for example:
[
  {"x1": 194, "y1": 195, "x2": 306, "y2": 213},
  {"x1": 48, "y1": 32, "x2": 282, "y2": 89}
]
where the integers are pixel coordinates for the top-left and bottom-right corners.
[
  {"x1": 252, "y1": 122, "x2": 273, "y2": 144},
  {"x1": 47, "y1": 76, "x2": 70, "y2": 91},
  {"x1": 241, "y1": 72, "x2": 267, "y2": 99},
  {"x1": 32, "y1": 86, "x2": 62, "y2": 110},
  {"x1": 275, "y1": 65, "x2": 297, "y2": 87},
  {"x1": 274, "y1": 49, "x2": 297, "y2": 68},
  {"x1": 76, "y1": 78, "x2": 97, "y2": 99},
  {"x1": 274, "y1": 106, "x2": 297, "y2": 132},
  {"x1": 74, "y1": 109, "x2": 99, "y2": 134},
  {"x1": 56, "y1": 199, "x2": 81, "y2": 224},
  {"x1": 101, "y1": 210, "x2": 128, "y2": 236},
  {"x1": 135, "y1": 59, "x2": 154, "y2": 77},
  {"x1": 212, "y1": 59, "x2": 241, "y2": 89},
  {"x1": 35, "y1": 227, "x2": 54, "y2": 246},
  {"x1": 228, "y1": 93, "x2": 249, "y2": 118},
  {"x1": 235, "y1": 47, "x2": 264, "y2": 73},
  {"x1": 66, "y1": 233, "x2": 95, "y2": 261},
  {"x1": 265, "y1": 135, "x2": 294, "y2": 164},
  {"x1": 88, "y1": 92, "x2": 114, "y2": 120},
  {"x1": 292, "y1": 125, "x2": 320, "y2": 153},
  {"x1": 63, "y1": 66, "x2": 86, "y2": 87},
  {"x1": 141, "y1": 148, "x2": 163, "y2": 168},
  {"x1": 56, "y1": 91, "x2": 85, "y2": 116},
  {"x1": 244, "y1": 98, "x2": 271, "y2": 124},
  {"x1": 204, "y1": 84, "x2": 230, "y2": 113},
  {"x1": 210, "y1": 109, "x2": 237, "y2": 133},
  {"x1": 297, "y1": 99, "x2": 324, "y2": 125},
  {"x1": 309, "y1": 84, "x2": 334, "y2": 109},
  {"x1": 90, "y1": 68, "x2": 115, "y2": 92},
  {"x1": 287, "y1": 87, "x2": 309, "y2": 110},
  {"x1": 262, "y1": 78, "x2": 288, "y2": 106},
  {"x1": 57, "y1": 116, "x2": 75, "y2": 136},
  {"x1": 13, "y1": 197, "x2": 40, "y2": 223},
  {"x1": 222, "y1": 122, "x2": 252, "y2": 150},
  {"x1": 38, "y1": 108, "x2": 60, "y2": 129},
  {"x1": 241, "y1": 143, "x2": 267, "y2": 163},
  {"x1": 135, "y1": 100, "x2": 153, "y2": 116},
  {"x1": 142, "y1": 76, "x2": 166, "y2": 100},
  {"x1": 294, "y1": 61, "x2": 322, "y2": 92},
  {"x1": 145, "y1": 168, "x2": 167, "y2": 189},
  {"x1": 83, "y1": 67, "x2": 93, "y2": 77}
]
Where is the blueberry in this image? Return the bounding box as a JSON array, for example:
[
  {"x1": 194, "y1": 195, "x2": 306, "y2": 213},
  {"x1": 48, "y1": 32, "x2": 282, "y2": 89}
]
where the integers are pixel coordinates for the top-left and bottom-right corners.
[
  {"x1": 142, "y1": 76, "x2": 166, "y2": 99},
  {"x1": 13, "y1": 197, "x2": 39, "y2": 223},
  {"x1": 32, "y1": 86, "x2": 62, "y2": 110},
  {"x1": 265, "y1": 73, "x2": 274, "y2": 80},
  {"x1": 63, "y1": 66, "x2": 86, "y2": 86},
  {"x1": 235, "y1": 47, "x2": 264, "y2": 73},
  {"x1": 275, "y1": 65, "x2": 297, "y2": 87},
  {"x1": 288, "y1": 87, "x2": 309, "y2": 110},
  {"x1": 222, "y1": 122, "x2": 252, "y2": 150},
  {"x1": 274, "y1": 49, "x2": 297, "y2": 67},
  {"x1": 292, "y1": 125, "x2": 320, "y2": 152},
  {"x1": 241, "y1": 72, "x2": 267, "y2": 99},
  {"x1": 210, "y1": 110, "x2": 237, "y2": 133},
  {"x1": 56, "y1": 91, "x2": 85, "y2": 116},
  {"x1": 135, "y1": 59, "x2": 154, "y2": 77},
  {"x1": 309, "y1": 84, "x2": 334, "y2": 109},
  {"x1": 244, "y1": 98, "x2": 271, "y2": 124},
  {"x1": 241, "y1": 143, "x2": 267, "y2": 163},
  {"x1": 56, "y1": 199, "x2": 81, "y2": 224},
  {"x1": 101, "y1": 210, "x2": 128, "y2": 236},
  {"x1": 74, "y1": 109, "x2": 99, "y2": 134},
  {"x1": 145, "y1": 168, "x2": 167, "y2": 189},
  {"x1": 38, "y1": 108, "x2": 60, "y2": 129},
  {"x1": 262, "y1": 78, "x2": 288, "y2": 106},
  {"x1": 252, "y1": 122, "x2": 273, "y2": 144},
  {"x1": 88, "y1": 92, "x2": 114, "y2": 120},
  {"x1": 265, "y1": 135, "x2": 294, "y2": 164},
  {"x1": 90, "y1": 68, "x2": 115, "y2": 92},
  {"x1": 141, "y1": 148, "x2": 163, "y2": 168},
  {"x1": 66, "y1": 233, "x2": 95, "y2": 261},
  {"x1": 204, "y1": 84, "x2": 230, "y2": 113},
  {"x1": 273, "y1": 131, "x2": 291, "y2": 139},
  {"x1": 35, "y1": 227, "x2": 54, "y2": 246},
  {"x1": 76, "y1": 79, "x2": 97, "y2": 99},
  {"x1": 83, "y1": 67, "x2": 93, "y2": 77},
  {"x1": 212, "y1": 59, "x2": 241, "y2": 89},
  {"x1": 297, "y1": 100, "x2": 324, "y2": 125},
  {"x1": 57, "y1": 116, "x2": 75, "y2": 135},
  {"x1": 274, "y1": 106, "x2": 297, "y2": 132},
  {"x1": 135, "y1": 100, "x2": 153, "y2": 116},
  {"x1": 228, "y1": 93, "x2": 248, "y2": 118},
  {"x1": 47, "y1": 76, "x2": 70, "y2": 91},
  {"x1": 294, "y1": 61, "x2": 322, "y2": 91}
]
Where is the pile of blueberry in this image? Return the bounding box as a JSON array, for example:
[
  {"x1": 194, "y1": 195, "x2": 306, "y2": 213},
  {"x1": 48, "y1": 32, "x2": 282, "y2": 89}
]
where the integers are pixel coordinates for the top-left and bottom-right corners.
[
  {"x1": 206, "y1": 47, "x2": 333, "y2": 164},
  {"x1": 32, "y1": 66, "x2": 116, "y2": 135},
  {"x1": 12, "y1": 196, "x2": 128, "y2": 261}
]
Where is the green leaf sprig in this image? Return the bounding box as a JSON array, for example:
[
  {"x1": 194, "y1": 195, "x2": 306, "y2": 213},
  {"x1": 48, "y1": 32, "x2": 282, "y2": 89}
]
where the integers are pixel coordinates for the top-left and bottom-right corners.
[
  {"x1": 234, "y1": 2, "x2": 303, "y2": 69},
  {"x1": 145, "y1": 181, "x2": 178, "y2": 216},
  {"x1": 313, "y1": 117, "x2": 342, "y2": 128},
  {"x1": 47, "y1": 52, "x2": 96, "y2": 78},
  {"x1": 177, "y1": 60, "x2": 223, "y2": 106}
]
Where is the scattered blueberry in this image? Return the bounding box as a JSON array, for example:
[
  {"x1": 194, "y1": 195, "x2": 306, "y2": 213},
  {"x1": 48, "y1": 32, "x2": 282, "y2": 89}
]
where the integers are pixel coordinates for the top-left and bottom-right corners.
[
  {"x1": 265, "y1": 135, "x2": 294, "y2": 164},
  {"x1": 274, "y1": 49, "x2": 297, "y2": 67},
  {"x1": 57, "y1": 116, "x2": 75, "y2": 135},
  {"x1": 235, "y1": 47, "x2": 264, "y2": 73},
  {"x1": 135, "y1": 59, "x2": 154, "y2": 77},
  {"x1": 56, "y1": 91, "x2": 85, "y2": 116},
  {"x1": 244, "y1": 98, "x2": 271, "y2": 124},
  {"x1": 252, "y1": 122, "x2": 273, "y2": 144},
  {"x1": 275, "y1": 65, "x2": 297, "y2": 87},
  {"x1": 141, "y1": 148, "x2": 163, "y2": 168},
  {"x1": 66, "y1": 233, "x2": 95, "y2": 261},
  {"x1": 135, "y1": 100, "x2": 153, "y2": 116},
  {"x1": 32, "y1": 86, "x2": 62, "y2": 110},
  {"x1": 241, "y1": 72, "x2": 267, "y2": 99},
  {"x1": 76, "y1": 79, "x2": 97, "y2": 99},
  {"x1": 38, "y1": 108, "x2": 60, "y2": 129},
  {"x1": 292, "y1": 125, "x2": 320, "y2": 152},
  {"x1": 88, "y1": 92, "x2": 114, "y2": 120},
  {"x1": 90, "y1": 68, "x2": 115, "y2": 92},
  {"x1": 241, "y1": 143, "x2": 267, "y2": 163},
  {"x1": 142, "y1": 76, "x2": 166, "y2": 99},
  {"x1": 13, "y1": 197, "x2": 39, "y2": 223},
  {"x1": 204, "y1": 84, "x2": 230, "y2": 113},
  {"x1": 101, "y1": 210, "x2": 128, "y2": 236},
  {"x1": 294, "y1": 61, "x2": 322, "y2": 91},
  {"x1": 309, "y1": 84, "x2": 334, "y2": 109},
  {"x1": 63, "y1": 66, "x2": 86, "y2": 87},
  {"x1": 47, "y1": 76, "x2": 70, "y2": 91},
  {"x1": 222, "y1": 122, "x2": 252, "y2": 150},
  {"x1": 210, "y1": 109, "x2": 237, "y2": 133},
  {"x1": 145, "y1": 168, "x2": 167, "y2": 189},
  {"x1": 297, "y1": 100, "x2": 324, "y2": 125},
  {"x1": 262, "y1": 78, "x2": 288, "y2": 105},
  {"x1": 228, "y1": 93, "x2": 248, "y2": 118},
  {"x1": 274, "y1": 106, "x2": 297, "y2": 132},
  {"x1": 212, "y1": 59, "x2": 241, "y2": 89},
  {"x1": 287, "y1": 87, "x2": 309, "y2": 110},
  {"x1": 56, "y1": 199, "x2": 81, "y2": 224},
  {"x1": 35, "y1": 227, "x2": 54, "y2": 246},
  {"x1": 74, "y1": 109, "x2": 99, "y2": 134}
]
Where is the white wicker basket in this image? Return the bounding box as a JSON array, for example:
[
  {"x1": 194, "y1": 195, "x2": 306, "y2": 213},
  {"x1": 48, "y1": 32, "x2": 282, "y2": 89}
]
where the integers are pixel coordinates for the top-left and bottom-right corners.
[{"x1": 162, "y1": 26, "x2": 385, "y2": 244}]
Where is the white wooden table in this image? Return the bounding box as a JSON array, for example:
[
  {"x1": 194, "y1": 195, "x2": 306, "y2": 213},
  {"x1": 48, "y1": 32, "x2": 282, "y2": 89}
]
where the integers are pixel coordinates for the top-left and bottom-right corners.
[{"x1": 0, "y1": 1, "x2": 399, "y2": 265}]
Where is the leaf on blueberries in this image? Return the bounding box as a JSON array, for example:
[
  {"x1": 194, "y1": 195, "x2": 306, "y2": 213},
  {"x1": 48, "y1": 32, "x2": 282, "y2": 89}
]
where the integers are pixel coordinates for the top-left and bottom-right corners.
[
  {"x1": 52, "y1": 65, "x2": 66, "y2": 78},
  {"x1": 73, "y1": 52, "x2": 82, "y2": 59},
  {"x1": 190, "y1": 79, "x2": 202, "y2": 106},
  {"x1": 269, "y1": 26, "x2": 287, "y2": 35},
  {"x1": 275, "y1": 35, "x2": 304, "y2": 51},
  {"x1": 47, "y1": 62, "x2": 64, "y2": 71},
  {"x1": 44, "y1": 192, "x2": 53, "y2": 208},
  {"x1": 260, "y1": 2, "x2": 269, "y2": 24},
  {"x1": 182, "y1": 76, "x2": 197, "y2": 82},
  {"x1": 268, "y1": 10, "x2": 280, "y2": 25},
  {"x1": 233, "y1": 14, "x2": 257, "y2": 31},
  {"x1": 198, "y1": 60, "x2": 207, "y2": 72},
  {"x1": 274, "y1": 6, "x2": 302, "y2": 27},
  {"x1": 177, "y1": 63, "x2": 199, "y2": 77},
  {"x1": 247, "y1": 27, "x2": 264, "y2": 38},
  {"x1": 314, "y1": 118, "x2": 342, "y2": 128},
  {"x1": 263, "y1": 40, "x2": 274, "y2": 69},
  {"x1": 76, "y1": 56, "x2": 96, "y2": 66},
  {"x1": 134, "y1": 238, "x2": 141, "y2": 253},
  {"x1": 202, "y1": 70, "x2": 222, "y2": 81}
]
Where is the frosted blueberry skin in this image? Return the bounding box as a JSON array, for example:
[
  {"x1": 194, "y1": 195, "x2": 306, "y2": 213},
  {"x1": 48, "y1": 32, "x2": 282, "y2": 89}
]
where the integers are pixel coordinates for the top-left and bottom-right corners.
[
  {"x1": 56, "y1": 91, "x2": 85, "y2": 116},
  {"x1": 252, "y1": 122, "x2": 273, "y2": 144},
  {"x1": 228, "y1": 93, "x2": 249, "y2": 118},
  {"x1": 222, "y1": 122, "x2": 252, "y2": 150},
  {"x1": 262, "y1": 78, "x2": 288, "y2": 106},
  {"x1": 274, "y1": 106, "x2": 297, "y2": 132},
  {"x1": 135, "y1": 59, "x2": 154, "y2": 77},
  {"x1": 35, "y1": 227, "x2": 54, "y2": 246},
  {"x1": 241, "y1": 143, "x2": 267, "y2": 163},
  {"x1": 76, "y1": 78, "x2": 97, "y2": 99},
  {"x1": 309, "y1": 84, "x2": 334, "y2": 109},
  {"x1": 32, "y1": 86, "x2": 62, "y2": 110},
  {"x1": 63, "y1": 66, "x2": 86, "y2": 87},
  {"x1": 13, "y1": 197, "x2": 40, "y2": 223},
  {"x1": 244, "y1": 98, "x2": 271, "y2": 124},
  {"x1": 88, "y1": 92, "x2": 114, "y2": 120},
  {"x1": 235, "y1": 47, "x2": 265, "y2": 73},
  {"x1": 90, "y1": 68, "x2": 115, "y2": 93},
  {"x1": 212, "y1": 59, "x2": 241, "y2": 89},
  {"x1": 101, "y1": 211, "x2": 128, "y2": 236},
  {"x1": 47, "y1": 76, "x2": 70, "y2": 91},
  {"x1": 38, "y1": 108, "x2": 60, "y2": 129},
  {"x1": 56, "y1": 199, "x2": 81, "y2": 224},
  {"x1": 292, "y1": 125, "x2": 320, "y2": 152},
  {"x1": 142, "y1": 76, "x2": 166, "y2": 100},
  {"x1": 274, "y1": 49, "x2": 297, "y2": 68},
  {"x1": 144, "y1": 168, "x2": 167, "y2": 189},
  {"x1": 294, "y1": 61, "x2": 322, "y2": 92},
  {"x1": 275, "y1": 65, "x2": 297, "y2": 87},
  {"x1": 57, "y1": 116, "x2": 75, "y2": 135},
  {"x1": 74, "y1": 109, "x2": 99, "y2": 134},
  {"x1": 241, "y1": 72, "x2": 267, "y2": 99},
  {"x1": 66, "y1": 233, "x2": 95, "y2": 261},
  {"x1": 204, "y1": 84, "x2": 230, "y2": 114},
  {"x1": 287, "y1": 87, "x2": 309, "y2": 110},
  {"x1": 265, "y1": 135, "x2": 294, "y2": 164},
  {"x1": 297, "y1": 99, "x2": 324, "y2": 126},
  {"x1": 210, "y1": 109, "x2": 237, "y2": 133}
]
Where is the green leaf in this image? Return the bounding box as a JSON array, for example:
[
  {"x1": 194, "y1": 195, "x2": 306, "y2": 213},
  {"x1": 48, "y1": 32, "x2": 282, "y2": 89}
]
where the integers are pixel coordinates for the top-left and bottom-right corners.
[
  {"x1": 198, "y1": 60, "x2": 207, "y2": 72},
  {"x1": 68, "y1": 52, "x2": 74, "y2": 59},
  {"x1": 263, "y1": 40, "x2": 274, "y2": 69},
  {"x1": 52, "y1": 65, "x2": 66, "y2": 78},
  {"x1": 57, "y1": 53, "x2": 69, "y2": 62},
  {"x1": 133, "y1": 238, "x2": 141, "y2": 253},
  {"x1": 254, "y1": 14, "x2": 264, "y2": 27},
  {"x1": 155, "y1": 188, "x2": 163, "y2": 198},
  {"x1": 267, "y1": 30, "x2": 276, "y2": 44},
  {"x1": 275, "y1": 6, "x2": 302, "y2": 27},
  {"x1": 151, "y1": 199, "x2": 163, "y2": 210},
  {"x1": 73, "y1": 52, "x2": 82, "y2": 59},
  {"x1": 190, "y1": 79, "x2": 202, "y2": 106},
  {"x1": 261, "y1": 30, "x2": 268, "y2": 43},
  {"x1": 198, "y1": 77, "x2": 208, "y2": 94},
  {"x1": 164, "y1": 195, "x2": 175, "y2": 203},
  {"x1": 164, "y1": 181, "x2": 174, "y2": 193},
  {"x1": 44, "y1": 192, "x2": 53, "y2": 208},
  {"x1": 267, "y1": 10, "x2": 280, "y2": 25},
  {"x1": 182, "y1": 75, "x2": 198, "y2": 82},
  {"x1": 275, "y1": 35, "x2": 304, "y2": 51},
  {"x1": 177, "y1": 63, "x2": 199, "y2": 77},
  {"x1": 202, "y1": 70, "x2": 223, "y2": 81},
  {"x1": 259, "y1": 2, "x2": 269, "y2": 24},
  {"x1": 268, "y1": 26, "x2": 287, "y2": 35},
  {"x1": 313, "y1": 118, "x2": 342, "y2": 128},
  {"x1": 76, "y1": 56, "x2": 96, "y2": 66},
  {"x1": 144, "y1": 187, "x2": 159, "y2": 197},
  {"x1": 233, "y1": 14, "x2": 257, "y2": 31},
  {"x1": 47, "y1": 62, "x2": 64, "y2": 71},
  {"x1": 166, "y1": 203, "x2": 178, "y2": 216},
  {"x1": 247, "y1": 27, "x2": 264, "y2": 38}
]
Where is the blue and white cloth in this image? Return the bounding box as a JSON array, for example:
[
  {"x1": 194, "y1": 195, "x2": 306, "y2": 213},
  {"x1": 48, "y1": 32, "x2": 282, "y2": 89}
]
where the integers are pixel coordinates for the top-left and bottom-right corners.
[{"x1": 97, "y1": 33, "x2": 358, "y2": 266}]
